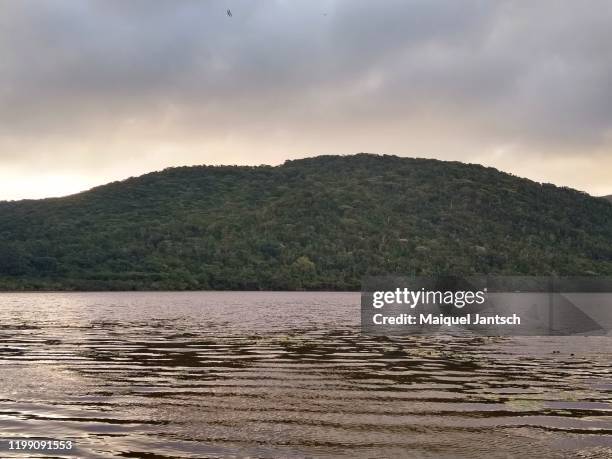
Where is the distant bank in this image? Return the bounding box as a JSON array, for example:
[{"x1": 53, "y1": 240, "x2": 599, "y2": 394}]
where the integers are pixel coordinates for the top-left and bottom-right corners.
[{"x1": 1, "y1": 154, "x2": 612, "y2": 291}]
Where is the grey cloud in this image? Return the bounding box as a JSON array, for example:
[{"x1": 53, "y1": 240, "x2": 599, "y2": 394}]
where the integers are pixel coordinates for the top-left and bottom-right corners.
[{"x1": 0, "y1": 0, "x2": 610, "y2": 196}]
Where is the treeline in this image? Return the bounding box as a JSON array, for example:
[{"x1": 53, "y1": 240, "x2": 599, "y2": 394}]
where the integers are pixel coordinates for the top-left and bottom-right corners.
[{"x1": 1, "y1": 154, "x2": 612, "y2": 290}]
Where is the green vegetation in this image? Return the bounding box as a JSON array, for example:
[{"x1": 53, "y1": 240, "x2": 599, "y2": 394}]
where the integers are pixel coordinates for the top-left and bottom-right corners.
[{"x1": 1, "y1": 154, "x2": 611, "y2": 290}]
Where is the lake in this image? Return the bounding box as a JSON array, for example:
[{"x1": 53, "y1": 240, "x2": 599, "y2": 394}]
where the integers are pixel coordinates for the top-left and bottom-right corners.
[{"x1": 0, "y1": 292, "x2": 610, "y2": 458}]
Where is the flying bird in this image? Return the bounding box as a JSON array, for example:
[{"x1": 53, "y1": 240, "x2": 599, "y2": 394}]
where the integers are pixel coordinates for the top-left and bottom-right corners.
[{"x1": 227, "y1": 9, "x2": 232, "y2": 17}]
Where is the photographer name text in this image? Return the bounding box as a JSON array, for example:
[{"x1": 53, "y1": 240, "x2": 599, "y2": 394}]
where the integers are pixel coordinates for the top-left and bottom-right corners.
[{"x1": 372, "y1": 313, "x2": 521, "y2": 326}]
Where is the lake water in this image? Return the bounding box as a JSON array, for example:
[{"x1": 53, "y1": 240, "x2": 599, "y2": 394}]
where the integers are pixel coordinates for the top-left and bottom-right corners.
[{"x1": 0, "y1": 292, "x2": 610, "y2": 458}]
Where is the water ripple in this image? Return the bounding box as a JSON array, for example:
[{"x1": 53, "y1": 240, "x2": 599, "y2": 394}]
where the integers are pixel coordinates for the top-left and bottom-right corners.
[{"x1": 0, "y1": 292, "x2": 610, "y2": 458}]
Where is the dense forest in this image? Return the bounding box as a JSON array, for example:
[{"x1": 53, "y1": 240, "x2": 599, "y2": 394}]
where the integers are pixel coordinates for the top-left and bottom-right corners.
[{"x1": 1, "y1": 154, "x2": 611, "y2": 290}]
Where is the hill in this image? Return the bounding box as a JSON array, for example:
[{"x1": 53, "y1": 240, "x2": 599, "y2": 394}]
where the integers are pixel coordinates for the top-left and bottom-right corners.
[
  {"x1": 1, "y1": 154, "x2": 612, "y2": 290},
  {"x1": 603, "y1": 195, "x2": 612, "y2": 202}
]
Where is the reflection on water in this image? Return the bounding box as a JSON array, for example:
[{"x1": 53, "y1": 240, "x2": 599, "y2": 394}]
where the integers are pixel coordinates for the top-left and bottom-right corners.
[{"x1": 0, "y1": 292, "x2": 610, "y2": 458}]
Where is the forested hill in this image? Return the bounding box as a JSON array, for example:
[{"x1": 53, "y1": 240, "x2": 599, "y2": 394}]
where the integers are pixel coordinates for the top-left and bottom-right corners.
[
  {"x1": 1, "y1": 154, "x2": 612, "y2": 290},
  {"x1": 604, "y1": 195, "x2": 612, "y2": 202}
]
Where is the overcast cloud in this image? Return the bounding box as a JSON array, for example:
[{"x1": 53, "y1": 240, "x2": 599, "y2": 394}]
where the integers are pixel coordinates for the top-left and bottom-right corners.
[{"x1": 0, "y1": 0, "x2": 611, "y2": 199}]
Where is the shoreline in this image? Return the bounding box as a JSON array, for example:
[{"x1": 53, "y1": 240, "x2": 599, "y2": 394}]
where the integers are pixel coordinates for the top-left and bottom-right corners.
[{"x1": 0, "y1": 289, "x2": 360, "y2": 294}]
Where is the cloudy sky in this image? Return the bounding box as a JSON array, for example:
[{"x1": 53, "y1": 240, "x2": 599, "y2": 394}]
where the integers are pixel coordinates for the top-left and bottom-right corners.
[{"x1": 1, "y1": 0, "x2": 611, "y2": 200}]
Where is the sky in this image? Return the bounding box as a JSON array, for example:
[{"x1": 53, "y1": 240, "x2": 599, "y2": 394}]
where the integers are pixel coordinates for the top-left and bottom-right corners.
[{"x1": 1, "y1": 0, "x2": 611, "y2": 200}]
